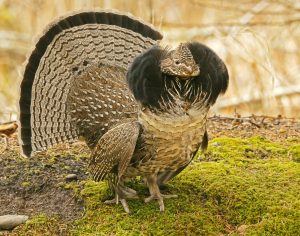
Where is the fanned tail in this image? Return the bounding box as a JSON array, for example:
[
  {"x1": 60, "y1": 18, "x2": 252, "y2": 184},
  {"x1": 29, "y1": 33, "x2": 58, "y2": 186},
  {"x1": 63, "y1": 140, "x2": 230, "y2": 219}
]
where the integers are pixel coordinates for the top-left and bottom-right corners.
[{"x1": 19, "y1": 9, "x2": 163, "y2": 157}]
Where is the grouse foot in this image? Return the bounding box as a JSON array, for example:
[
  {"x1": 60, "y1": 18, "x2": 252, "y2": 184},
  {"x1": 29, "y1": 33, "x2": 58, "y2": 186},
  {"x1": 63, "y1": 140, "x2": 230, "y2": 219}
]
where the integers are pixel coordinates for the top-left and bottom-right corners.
[
  {"x1": 105, "y1": 183, "x2": 138, "y2": 213},
  {"x1": 144, "y1": 193, "x2": 177, "y2": 212},
  {"x1": 145, "y1": 174, "x2": 177, "y2": 212},
  {"x1": 105, "y1": 197, "x2": 131, "y2": 213}
]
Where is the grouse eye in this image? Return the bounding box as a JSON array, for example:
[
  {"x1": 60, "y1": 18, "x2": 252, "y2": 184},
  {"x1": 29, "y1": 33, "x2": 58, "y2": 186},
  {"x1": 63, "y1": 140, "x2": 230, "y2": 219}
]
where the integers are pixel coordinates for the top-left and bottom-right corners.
[{"x1": 175, "y1": 61, "x2": 180, "y2": 65}]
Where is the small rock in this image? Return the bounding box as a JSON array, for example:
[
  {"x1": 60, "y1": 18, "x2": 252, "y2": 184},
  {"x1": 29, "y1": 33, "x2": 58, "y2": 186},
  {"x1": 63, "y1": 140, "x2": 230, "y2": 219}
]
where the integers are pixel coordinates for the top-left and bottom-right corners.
[
  {"x1": 65, "y1": 174, "x2": 78, "y2": 182},
  {"x1": 211, "y1": 142, "x2": 222, "y2": 147},
  {"x1": 237, "y1": 224, "x2": 249, "y2": 234},
  {"x1": 279, "y1": 128, "x2": 287, "y2": 133},
  {"x1": 0, "y1": 215, "x2": 29, "y2": 230}
]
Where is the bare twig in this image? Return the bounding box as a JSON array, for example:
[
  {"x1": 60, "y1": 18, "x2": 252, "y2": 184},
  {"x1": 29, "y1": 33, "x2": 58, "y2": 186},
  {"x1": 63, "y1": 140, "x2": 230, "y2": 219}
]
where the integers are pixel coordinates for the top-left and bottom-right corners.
[
  {"x1": 208, "y1": 115, "x2": 299, "y2": 123},
  {"x1": 249, "y1": 120, "x2": 261, "y2": 128}
]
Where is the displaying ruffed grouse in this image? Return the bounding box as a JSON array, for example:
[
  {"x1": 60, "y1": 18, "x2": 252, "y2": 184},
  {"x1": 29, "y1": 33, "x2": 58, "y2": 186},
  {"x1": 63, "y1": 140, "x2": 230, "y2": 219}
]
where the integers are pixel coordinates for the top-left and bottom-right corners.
[{"x1": 19, "y1": 10, "x2": 229, "y2": 213}]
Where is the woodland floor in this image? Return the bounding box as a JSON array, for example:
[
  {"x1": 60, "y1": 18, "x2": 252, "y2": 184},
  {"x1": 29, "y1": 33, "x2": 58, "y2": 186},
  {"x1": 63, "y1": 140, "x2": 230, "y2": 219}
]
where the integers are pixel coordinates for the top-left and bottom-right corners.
[{"x1": 0, "y1": 115, "x2": 299, "y2": 236}]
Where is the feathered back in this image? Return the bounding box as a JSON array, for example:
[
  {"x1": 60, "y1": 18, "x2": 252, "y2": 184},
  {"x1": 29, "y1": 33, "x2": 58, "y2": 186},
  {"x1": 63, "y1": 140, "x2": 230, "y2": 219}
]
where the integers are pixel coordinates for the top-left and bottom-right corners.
[{"x1": 19, "y1": 10, "x2": 163, "y2": 157}]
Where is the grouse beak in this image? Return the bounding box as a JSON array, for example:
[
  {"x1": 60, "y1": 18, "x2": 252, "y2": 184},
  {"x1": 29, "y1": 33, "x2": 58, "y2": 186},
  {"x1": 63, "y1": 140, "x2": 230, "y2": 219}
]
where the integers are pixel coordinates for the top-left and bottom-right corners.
[
  {"x1": 183, "y1": 66, "x2": 200, "y2": 77},
  {"x1": 191, "y1": 66, "x2": 200, "y2": 76}
]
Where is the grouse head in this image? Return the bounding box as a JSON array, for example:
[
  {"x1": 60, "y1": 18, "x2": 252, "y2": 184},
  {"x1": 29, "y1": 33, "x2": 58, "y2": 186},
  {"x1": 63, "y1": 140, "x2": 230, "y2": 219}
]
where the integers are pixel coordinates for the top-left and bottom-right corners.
[
  {"x1": 160, "y1": 43, "x2": 200, "y2": 78},
  {"x1": 127, "y1": 42, "x2": 229, "y2": 108}
]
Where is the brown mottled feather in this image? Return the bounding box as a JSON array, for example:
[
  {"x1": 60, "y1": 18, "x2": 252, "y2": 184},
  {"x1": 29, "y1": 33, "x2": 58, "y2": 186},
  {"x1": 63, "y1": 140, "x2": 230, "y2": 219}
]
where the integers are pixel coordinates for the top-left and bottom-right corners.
[
  {"x1": 89, "y1": 121, "x2": 140, "y2": 182},
  {"x1": 67, "y1": 63, "x2": 138, "y2": 148}
]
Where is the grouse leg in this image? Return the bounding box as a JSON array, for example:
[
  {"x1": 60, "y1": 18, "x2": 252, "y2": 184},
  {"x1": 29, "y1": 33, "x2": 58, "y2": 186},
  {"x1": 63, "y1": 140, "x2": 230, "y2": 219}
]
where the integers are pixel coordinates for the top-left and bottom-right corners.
[
  {"x1": 4, "y1": 136, "x2": 8, "y2": 150},
  {"x1": 144, "y1": 174, "x2": 177, "y2": 212},
  {"x1": 0, "y1": 135, "x2": 9, "y2": 150},
  {"x1": 104, "y1": 180, "x2": 138, "y2": 213}
]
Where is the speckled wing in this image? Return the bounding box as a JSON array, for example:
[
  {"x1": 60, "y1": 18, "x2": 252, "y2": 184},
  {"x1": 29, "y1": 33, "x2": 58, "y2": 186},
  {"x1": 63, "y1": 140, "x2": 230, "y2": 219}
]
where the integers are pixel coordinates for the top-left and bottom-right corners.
[
  {"x1": 89, "y1": 121, "x2": 140, "y2": 182},
  {"x1": 66, "y1": 63, "x2": 139, "y2": 148}
]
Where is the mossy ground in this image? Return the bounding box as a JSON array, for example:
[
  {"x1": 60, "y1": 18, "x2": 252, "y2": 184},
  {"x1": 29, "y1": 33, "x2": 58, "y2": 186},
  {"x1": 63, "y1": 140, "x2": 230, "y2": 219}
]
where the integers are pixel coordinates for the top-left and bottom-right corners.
[{"x1": 6, "y1": 134, "x2": 299, "y2": 236}]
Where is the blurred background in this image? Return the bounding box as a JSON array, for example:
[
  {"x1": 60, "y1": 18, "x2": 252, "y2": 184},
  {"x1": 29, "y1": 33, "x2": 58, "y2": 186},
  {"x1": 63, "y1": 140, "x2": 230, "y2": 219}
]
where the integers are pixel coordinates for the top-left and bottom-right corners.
[{"x1": 0, "y1": 0, "x2": 299, "y2": 122}]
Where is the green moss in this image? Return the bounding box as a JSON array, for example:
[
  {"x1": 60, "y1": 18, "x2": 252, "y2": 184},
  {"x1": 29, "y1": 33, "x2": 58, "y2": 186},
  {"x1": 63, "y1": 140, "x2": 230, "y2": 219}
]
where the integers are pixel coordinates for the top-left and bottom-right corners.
[
  {"x1": 14, "y1": 214, "x2": 68, "y2": 236},
  {"x1": 289, "y1": 143, "x2": 300, "y2": 162},
  {"x1": 25, "y1": 214, "x2": 49, "y2": 225},
  {"x1": 199, "y1": 136, "x2": 290, "y2": 163},
  {"x1": 13, "y1": 136, "x2": 300, "y2": 235},
  {"x1": 21, "y1": 181, "x2": 31, "y2": 187},
  {"x1": 47, "y1": 156, "x2": 57, "y2": 165}
]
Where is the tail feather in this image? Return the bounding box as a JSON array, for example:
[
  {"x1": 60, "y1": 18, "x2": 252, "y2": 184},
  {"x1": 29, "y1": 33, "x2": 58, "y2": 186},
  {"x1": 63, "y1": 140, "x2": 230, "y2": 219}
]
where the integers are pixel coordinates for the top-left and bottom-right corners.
[{"x1": 19, "y1": 9, "x2": 162, "y2": 157}]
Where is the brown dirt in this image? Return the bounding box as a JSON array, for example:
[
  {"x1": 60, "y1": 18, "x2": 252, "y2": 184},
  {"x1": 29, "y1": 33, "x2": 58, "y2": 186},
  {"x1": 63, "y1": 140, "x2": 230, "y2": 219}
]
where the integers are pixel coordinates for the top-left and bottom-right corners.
[
  {"x1": 208, "y1": 115, "x2": 300, "y2": 142},
  {"x1": 0, "y1": 140, "x2": 90, "y2": 222},
  {"x1": 0, "y1": 115, "x2": 299, "y2": 223}
]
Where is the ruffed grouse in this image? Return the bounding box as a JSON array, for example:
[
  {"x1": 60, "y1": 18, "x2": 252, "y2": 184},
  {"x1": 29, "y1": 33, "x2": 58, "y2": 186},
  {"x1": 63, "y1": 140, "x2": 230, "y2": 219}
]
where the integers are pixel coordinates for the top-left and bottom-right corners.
[{"x1": 19, "y1": 10, "x2": 229, "y2": 213}]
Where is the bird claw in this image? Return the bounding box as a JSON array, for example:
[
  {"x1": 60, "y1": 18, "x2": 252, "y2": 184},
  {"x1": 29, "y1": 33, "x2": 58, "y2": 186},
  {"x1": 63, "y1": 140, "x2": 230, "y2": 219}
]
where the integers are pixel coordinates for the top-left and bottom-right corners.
[
  {"x1": 120, "y1": 199, "x2": 130, "y2": 214},
  {"x1": 104, "y1": 197, "x2": 130, "y2": 214},
  {"x1": 144, "y1": 194, "x2": 178, "y2": 212},
  {"x1": 104, "y1": 198, "x2": 117, "y2": 204},
  {"x1": 104, "y1": 184, "x2": 139, "y2": 213}
]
